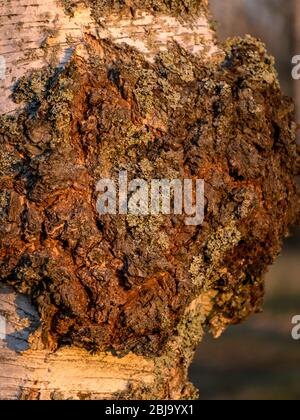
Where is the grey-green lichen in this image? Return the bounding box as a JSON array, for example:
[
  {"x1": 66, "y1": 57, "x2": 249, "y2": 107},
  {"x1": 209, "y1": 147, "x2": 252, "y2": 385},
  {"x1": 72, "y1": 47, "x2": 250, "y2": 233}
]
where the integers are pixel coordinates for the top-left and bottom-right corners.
[
  {"x1": 12, "y1": 68, "x2": 53, "y2": 108},
  {"x1": 223, "y1": 35, "x2": 279, "y2": 90},
  {"x1": 189, "y1": 222, "x2": 242, "y2": 291},
  {"x1": 134, "y1": 67, "x2": 182, "y2": 123},
  {"x1": 158, "y1": 49, "x2": 196, "y2": 82},
  {"x1": 149, "y1": 293, "x2": 213, "y2": 399},
  {"x1": 60, "y1": 0, "x2": 208, "y2": 20},
  {"x1": 114, "y1": 293, "x2": 214, "y2": 400},
  {"x1": 206, "y1": 222, "x2": 242, "y2": 263},
  {"x1": 189, "y1": 256, "x2": 205, "y2": 288}
]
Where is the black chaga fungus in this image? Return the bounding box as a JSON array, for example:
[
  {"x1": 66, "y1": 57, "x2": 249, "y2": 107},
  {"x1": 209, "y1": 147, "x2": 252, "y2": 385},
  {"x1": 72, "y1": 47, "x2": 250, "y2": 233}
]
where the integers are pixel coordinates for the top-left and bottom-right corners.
[{"x1": 0, "y1": 35, "x2": 298, "y2": 356}]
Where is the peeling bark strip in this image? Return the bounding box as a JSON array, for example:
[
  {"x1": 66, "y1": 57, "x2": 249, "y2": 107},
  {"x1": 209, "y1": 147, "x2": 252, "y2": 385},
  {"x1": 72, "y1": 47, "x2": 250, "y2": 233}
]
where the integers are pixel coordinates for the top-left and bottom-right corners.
[{"x1": 0, "y1": 0, "x2": 299, "y2": 400}]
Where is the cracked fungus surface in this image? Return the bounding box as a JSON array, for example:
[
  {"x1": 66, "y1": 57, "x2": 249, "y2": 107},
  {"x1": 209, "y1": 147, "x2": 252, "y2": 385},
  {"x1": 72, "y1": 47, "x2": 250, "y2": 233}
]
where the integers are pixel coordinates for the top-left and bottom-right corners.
[{"x1": 0, "y1": 35, "x2": 298, "y2": 356}]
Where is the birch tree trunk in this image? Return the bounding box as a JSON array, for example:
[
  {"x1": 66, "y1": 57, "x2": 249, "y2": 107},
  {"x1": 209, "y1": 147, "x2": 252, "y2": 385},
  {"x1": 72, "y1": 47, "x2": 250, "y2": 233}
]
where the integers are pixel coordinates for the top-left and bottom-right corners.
[{"x1": 0, "y1": 0, "x2": 298, "y2": 400}]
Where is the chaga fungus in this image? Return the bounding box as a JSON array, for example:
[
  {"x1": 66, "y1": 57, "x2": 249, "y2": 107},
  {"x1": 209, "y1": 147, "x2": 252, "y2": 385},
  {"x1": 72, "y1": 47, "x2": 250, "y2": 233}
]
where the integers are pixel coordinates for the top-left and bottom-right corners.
[{"x1": 0, "y1": 35, "x2": 298, "y2": 356}]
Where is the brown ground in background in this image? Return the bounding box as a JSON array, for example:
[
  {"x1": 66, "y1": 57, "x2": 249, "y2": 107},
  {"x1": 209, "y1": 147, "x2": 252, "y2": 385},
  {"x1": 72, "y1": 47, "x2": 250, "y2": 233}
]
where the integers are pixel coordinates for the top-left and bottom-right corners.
[{"x1": 190, "y1": 231, "x2": 300, "y2": 400}]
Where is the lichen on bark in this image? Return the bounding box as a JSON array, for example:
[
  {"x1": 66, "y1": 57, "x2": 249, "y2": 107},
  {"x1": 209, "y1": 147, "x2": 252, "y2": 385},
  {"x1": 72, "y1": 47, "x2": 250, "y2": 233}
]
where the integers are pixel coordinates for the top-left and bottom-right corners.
[
  {"x1": 0, "y1": 33, "x2": 298, "y2": 364},
  {"x1": 60, "y1": 0, "x2": 209, "y2": 19}
]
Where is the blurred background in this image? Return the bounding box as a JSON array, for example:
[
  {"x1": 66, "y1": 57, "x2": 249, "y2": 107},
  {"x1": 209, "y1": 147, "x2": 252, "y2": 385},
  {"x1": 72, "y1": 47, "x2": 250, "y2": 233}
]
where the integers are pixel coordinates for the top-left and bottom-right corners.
[{"x1": 190, "y1": 0, "x2": 300, "y2": 400}]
